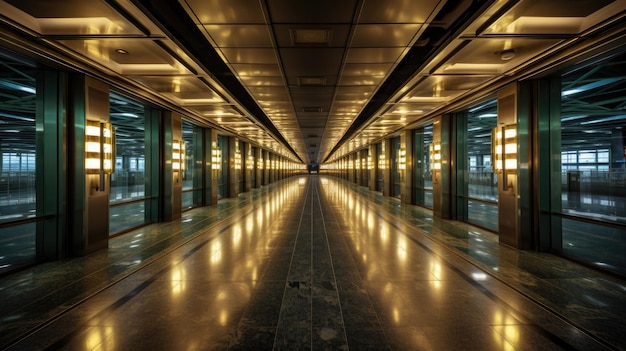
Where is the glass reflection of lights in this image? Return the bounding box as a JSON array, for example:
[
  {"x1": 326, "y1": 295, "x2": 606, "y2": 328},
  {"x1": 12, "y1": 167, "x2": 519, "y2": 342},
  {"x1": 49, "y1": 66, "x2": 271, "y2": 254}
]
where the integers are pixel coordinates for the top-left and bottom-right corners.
[
  {"x1": 380, "y1": 226, "x2": 389, "y2": 244},
  {"x1": 430, "y1": 260, "x2": 443, "y2": 288},
  {"x1": 86, "y1": 327, "x2": 115, "y2": 350},
  {"x1": 233, "y1": 224, "x2": 242, "y2": 247},
  {"x1": 246, "y1": 216, "x2": 253, "y2": 235},
  {"x1": 471, "y1": 272, "x2": 489, "y2": 281},
  {"x1": 257, "y1": 211, "x2": 264, "y2": 226},
  {"x1": 397, "y1": 237, "x2": 407, "y2": 262},
  {"x1": 171, "y1": 267, "x2": 186, "y2": 295},
  {"x1": 210, "y1": 240, "x2": 222, "y2": 264},
  {"x1": 299, "y1": 177, "x2": 306, "y2": 185},
  {"x1": 219, "y1": 310, "x2": 228, "y2": 326},
  {"x1": 493, "y1": 310, "x2": 520, "y2": 349},
  {"x1": 393, "y1": 308, "x2": 400, "y2": 324}
]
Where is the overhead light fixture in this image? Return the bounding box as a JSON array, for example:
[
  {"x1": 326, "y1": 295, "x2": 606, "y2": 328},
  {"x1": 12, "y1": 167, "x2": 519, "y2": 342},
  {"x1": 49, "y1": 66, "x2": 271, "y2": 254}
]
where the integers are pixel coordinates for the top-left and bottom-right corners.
[
  {"x1": 115, "y1": 49, "x2": 128, "y2": 54},
  {"x1": 500, "y1": 49, "x2": 516, "y2": 61}
]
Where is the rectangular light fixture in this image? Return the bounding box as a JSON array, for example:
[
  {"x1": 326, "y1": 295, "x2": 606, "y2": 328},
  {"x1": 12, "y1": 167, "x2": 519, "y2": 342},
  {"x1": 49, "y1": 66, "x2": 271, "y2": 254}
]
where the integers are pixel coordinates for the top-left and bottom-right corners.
[
  {"x1": 211, "y1": 141, "x2": 221, "y2": 170},
  {"x1": 85, "y1": 120, "x2": 115, "y2": 174},
  {"x1": 429, "y1": 143, "x2": 441, "y2": 171},
  {"x1": 492, "y1": 125, "x2": 517, "y2": 173}
]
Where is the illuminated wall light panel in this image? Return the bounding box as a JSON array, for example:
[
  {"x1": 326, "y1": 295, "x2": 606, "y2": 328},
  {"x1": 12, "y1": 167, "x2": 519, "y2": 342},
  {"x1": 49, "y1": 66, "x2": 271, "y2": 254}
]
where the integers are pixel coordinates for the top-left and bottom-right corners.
[
  {"x1": 429, "y1": 143, "x2": 441, "y2": 171},
  {"x1": 492, "y1": 125, "x2": 517, "y2": 173},
  {"x1": 85, "y1": 120, "x2": 115, "y2": 174},
  {"x1": 212, "y1": 142, "x2": 222, "y2": 170}
]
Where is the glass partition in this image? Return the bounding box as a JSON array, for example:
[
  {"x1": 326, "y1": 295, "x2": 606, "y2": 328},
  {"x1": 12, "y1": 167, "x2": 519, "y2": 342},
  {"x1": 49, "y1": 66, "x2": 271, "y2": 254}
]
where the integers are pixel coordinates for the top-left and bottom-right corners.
[
  {"x1": 466, "y1": 99, "x2": 498, "y2": 231},
  {"x1": 414, "y1": 125, "x2": 433, "y2": 208},
  {"x1": 181, "y1": 120, "x2": 195, "y2": 210},
  {"x1": 392, "y1": 137, "x2": 401, "y2": 197},
  {"x1": 560, "y1": 51, "x2": 626, "y2": 275},
  {"x1": 109, "y1": 93, "x2": 148, "y2": 234},
  {"x1": 217, "y1": 135, "x2": 228, "y2": 199},
  {"x1": 0, "y1": 52, "x2": 38, "y2": 272}
]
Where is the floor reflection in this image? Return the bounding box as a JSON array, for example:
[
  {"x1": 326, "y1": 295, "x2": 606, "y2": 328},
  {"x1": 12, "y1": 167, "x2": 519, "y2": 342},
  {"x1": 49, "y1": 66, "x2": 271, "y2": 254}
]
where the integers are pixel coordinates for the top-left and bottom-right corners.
[{"x1": 2, "y1": 175, "x2": 625, "y2": 350}]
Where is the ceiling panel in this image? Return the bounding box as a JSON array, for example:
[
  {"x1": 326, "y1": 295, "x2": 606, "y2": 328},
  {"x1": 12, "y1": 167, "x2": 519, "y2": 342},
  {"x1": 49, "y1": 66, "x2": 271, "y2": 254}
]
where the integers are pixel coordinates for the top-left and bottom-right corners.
[
  {"x1": 3, "y1": 0, "x2": 145, "y2": 35},
  {"x1": 201, "y1": 25, "x2": 274, "y2": 47},
  {"x1": 358, "y1": 0, "x2": 442, "y2": 23},
  {"x1": 351, "y1": 24, "x2": 423, "y2": 47},
  {"x1": 183, "y1": 0, "x2": 266, "y2": 24},
  {"x1": 1, "y1": 0, "x2": 622, "y2": 164}
]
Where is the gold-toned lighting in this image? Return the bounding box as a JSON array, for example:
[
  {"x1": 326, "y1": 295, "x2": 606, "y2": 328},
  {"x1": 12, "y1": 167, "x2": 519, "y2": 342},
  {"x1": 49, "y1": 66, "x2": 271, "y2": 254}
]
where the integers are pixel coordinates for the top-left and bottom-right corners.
[
  {"x1": 211, "y1": 141, "x2": 221, "y2": 170},
  {"x1": 172, "y1": 140, "x2": 186, "y2": 171},
  {"x1": 398, "y1": 147, "x2": 406, "y2": 170},
  {"x1": 492, "y1": 125, "x2": 517, "y2": 173},
  {"x1": 85, "y1": 120, "x2": 115, "y2": 174},
  {"x1": 234, "y1": 146, "x2": 242, "y2": 170},
  {"x1": 247, "y1": 148, "x2": 254, "y2": 170},
  {"x1": 429, "y1": 143, "x2": 441, "y2": 171}
]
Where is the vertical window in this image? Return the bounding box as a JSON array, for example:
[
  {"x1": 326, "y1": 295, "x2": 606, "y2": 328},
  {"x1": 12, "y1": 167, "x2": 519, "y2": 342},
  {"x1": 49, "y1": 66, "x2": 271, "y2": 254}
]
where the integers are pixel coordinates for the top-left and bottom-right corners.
[
  {"x1": 181, "y1": 120, "x2": 195, "y2": 210},
  {"x1": 376, "y1": 143, "x2": 384, "y2": 192},
  {"x1": 217, "y1": 135, "x2": 228, "y2": 199},
  {"x1": 109, "y1": 93, "x2": 147, "y2": 235},
  {"x1": 414, "y1": 125, "x2": 433, "y2": 208},
  {"x1": 466, "y1": 98, "x2": 498, "y2": 231},
  {"x1": 560, "y1": 52, "x2": 626, "y2": 275},
  {"x1": 0, "y1": 53, "x2": 37, "y2": 273},
  {"x1": 392, "y1": 137, "x2": 401, "y2": 197}
]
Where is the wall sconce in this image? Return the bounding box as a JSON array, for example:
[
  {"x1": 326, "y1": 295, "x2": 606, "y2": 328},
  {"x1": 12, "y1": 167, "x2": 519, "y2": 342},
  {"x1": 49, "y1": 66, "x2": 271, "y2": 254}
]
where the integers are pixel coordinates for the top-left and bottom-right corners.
[
  {"x1": 85, "y1": 120, "x2": 115, "y2": 191},
  {"x1": 378, "y1": 153, "x2": 386, "y2": 170},
  {"x1": 492, "y1": 125, "x2": 517, "y2": 172},
  {"x1": 398, "y1": 147, "x2": 406, "y2": 170},
  {"x1": 211, "y1": 141, "x2": 221, "y2": 170},
  {"x1": 234, "y1": 147, "x2": 242, "y2": 170},
  {"x1": 247, "y1": 149, "x2": 254, "y2": 170},
  {"x1": 429, "y1": 143, "x2": 441, "y2": 171},
  {"x1": 367, "y1": 153, "x2": 373, "y2": 170},
  {"x1": 258, "y1": 157, "x2": 264, "y2": 170},
  {"x1": 492, "y1": 124, "x2": 517, "y2": 190},
  {"x1": 172, "y1": 140, "x2": 187, "y2": 171}
]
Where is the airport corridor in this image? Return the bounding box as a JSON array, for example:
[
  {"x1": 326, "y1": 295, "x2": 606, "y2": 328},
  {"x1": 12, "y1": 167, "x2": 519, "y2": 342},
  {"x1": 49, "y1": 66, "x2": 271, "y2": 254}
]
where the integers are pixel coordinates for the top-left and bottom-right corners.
[{"x1": 1, "y1": 175, "x2": 619, "y2": 350}]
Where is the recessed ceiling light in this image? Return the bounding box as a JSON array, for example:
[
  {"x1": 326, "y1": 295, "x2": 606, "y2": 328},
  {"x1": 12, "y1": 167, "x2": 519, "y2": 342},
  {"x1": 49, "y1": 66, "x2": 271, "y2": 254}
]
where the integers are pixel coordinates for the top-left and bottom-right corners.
[
  {"x1": 500, "y1": 49, "x2": 516, "y2": 61},
  {"x1": 116, "y1": 49, "x2": 129, "y2": 54}
]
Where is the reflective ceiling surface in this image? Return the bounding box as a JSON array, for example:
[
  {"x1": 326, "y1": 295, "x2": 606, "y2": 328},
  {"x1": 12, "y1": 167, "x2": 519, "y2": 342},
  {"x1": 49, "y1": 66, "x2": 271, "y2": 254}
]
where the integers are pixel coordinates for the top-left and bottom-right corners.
[{"x1": 0, "y1": 0, "x2": 625, "y2": 164}]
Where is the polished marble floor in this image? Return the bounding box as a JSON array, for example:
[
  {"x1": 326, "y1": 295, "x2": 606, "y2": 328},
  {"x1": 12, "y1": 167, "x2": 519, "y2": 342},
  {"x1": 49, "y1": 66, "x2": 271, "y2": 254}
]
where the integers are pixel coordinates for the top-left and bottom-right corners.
[{"x1": 1, "y1": 175, "x2": 625, "y2": 350}]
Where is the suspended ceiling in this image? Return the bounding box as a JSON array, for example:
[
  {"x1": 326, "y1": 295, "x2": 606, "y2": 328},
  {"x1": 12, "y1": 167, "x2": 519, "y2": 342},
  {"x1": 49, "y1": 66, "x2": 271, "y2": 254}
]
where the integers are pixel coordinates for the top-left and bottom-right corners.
[{"x1": 0, "y1": 0, "x2": 625, "y2": 164}]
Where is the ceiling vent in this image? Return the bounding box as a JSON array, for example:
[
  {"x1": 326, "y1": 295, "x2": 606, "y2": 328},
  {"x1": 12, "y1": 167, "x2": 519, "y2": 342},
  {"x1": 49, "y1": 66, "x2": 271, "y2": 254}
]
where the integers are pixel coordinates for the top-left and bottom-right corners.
[
  {"x1": 291, "y1": 29, "x2": 332, "y2": 46},
  {"x1": 302, "y1": 106, "x2": 323, "y2": 113},
  {"x1": 298, "y1": 76, "x2": 326, "y2": 86}
]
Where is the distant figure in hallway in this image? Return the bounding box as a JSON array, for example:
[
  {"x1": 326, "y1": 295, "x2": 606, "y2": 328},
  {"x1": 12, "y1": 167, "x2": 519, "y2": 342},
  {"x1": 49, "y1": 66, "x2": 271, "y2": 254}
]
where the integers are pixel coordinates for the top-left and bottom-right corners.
[{"x1": 308, "y1": 162, "x2": 319, "y2": 174}]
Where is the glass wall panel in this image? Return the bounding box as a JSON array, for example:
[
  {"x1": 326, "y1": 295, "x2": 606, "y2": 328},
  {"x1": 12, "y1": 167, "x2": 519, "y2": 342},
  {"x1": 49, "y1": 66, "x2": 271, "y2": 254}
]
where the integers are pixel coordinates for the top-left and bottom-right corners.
[
  {"x1": 392, "y1": 137, "x2": 401, "y2": 197},
  {"x1": 217, "y1": 135, "x2": 228, "y2": 199},
  {"x1": 181, "y1": 120, "x2": 195, "y2": 210},
  {"x1": 238, "y1": 141, "x2": 244, "y2": 193},
  {"x1": 376, "y1": 143, "x2": 384, "y2": 192},
  {"x1": 560, "y1": 51, "x2": 626, "y2": 275},
  {"x1": 467, "y1": 99, "x2": 498, "y2": 231},
  {"x1": 250, "y1": 146, "x2": 257, "y2": 187},
  {"x1": 0, "y1": 53, "x2": 38, "y2": 272},
  {"x1": 109, "y1": 93, "x2": 148, "y2": 235},
  {"x1": 414, "y1": 125, "x2": 433, "y2": 208}
]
